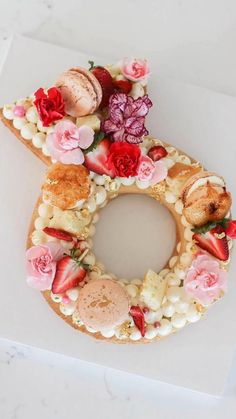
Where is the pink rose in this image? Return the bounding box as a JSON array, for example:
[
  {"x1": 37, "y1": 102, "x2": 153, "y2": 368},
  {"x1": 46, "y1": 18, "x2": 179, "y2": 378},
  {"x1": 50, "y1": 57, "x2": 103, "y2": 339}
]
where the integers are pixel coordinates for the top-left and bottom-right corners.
[
  {"x1": 26, "y1": 243, "x2": 64, "y2": 291},
  {"x1": 121, "y1": 58, "x2": 150, "y2": 82},
  {"x1": 137, "y1": 155, "x2": 167, "y2": 184},
  {"x1": 184, "y1": 254, "x2": 227, "y2": 306},
  {"x1": 46, "y1": 120, "x2": 94, "y2": 164}
]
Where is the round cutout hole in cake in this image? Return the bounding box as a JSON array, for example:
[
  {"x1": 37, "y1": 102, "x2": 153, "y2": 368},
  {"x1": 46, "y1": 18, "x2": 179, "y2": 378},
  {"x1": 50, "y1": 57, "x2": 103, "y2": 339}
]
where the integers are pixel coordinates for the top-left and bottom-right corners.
[{"x1": 93, "y1": 194, "x2": 176, "y2": 279}]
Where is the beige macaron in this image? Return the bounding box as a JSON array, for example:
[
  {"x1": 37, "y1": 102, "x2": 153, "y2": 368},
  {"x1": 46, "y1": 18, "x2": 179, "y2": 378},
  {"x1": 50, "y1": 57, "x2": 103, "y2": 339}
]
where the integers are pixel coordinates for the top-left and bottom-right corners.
[
  {"x1": 168, "y1": 162, "x2": 202, "y2": 196},
  {"x1": 77, "y1": 279, "x2": 130, "y2": 330},
  {"x1": 56, "y1": 67, "x2": 102, "y2": 117}
]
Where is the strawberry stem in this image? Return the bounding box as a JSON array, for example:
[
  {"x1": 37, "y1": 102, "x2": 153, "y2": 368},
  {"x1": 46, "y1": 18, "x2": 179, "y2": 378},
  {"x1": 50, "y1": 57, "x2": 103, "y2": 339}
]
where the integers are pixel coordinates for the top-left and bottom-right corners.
[
  {"x1": 69, "y1": 248, "x2": 91, "y2": 270},
  {"x1": 88, "y1": 60, "x2": 95, "y2": 70}
]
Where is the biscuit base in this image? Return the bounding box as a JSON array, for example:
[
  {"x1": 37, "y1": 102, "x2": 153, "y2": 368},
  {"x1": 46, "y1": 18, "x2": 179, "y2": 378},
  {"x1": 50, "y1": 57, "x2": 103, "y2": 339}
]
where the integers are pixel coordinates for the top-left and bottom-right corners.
[
  {"x1": 27, "y1": 182, "x2": 191, "y2": 344},
  {"x1": 0, "y1": 113, "x2": 207, "y2": 343},
  {"x1": 0, "y1": 109, "x2": 51, "y2": 166}
]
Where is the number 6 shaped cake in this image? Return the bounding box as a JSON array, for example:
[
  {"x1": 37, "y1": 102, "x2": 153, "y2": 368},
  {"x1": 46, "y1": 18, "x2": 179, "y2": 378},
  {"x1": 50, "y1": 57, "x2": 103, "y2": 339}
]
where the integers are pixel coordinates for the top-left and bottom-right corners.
[{"x1": 1, "y1": 57, "x2": 235, "y2": 343}]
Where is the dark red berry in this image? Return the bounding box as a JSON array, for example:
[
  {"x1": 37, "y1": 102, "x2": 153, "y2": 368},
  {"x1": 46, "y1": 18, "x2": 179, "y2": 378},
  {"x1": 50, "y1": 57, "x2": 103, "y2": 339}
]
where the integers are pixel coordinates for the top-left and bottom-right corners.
[{"x1": 148, "y1": 145, "x2": 167, "y2": 162}]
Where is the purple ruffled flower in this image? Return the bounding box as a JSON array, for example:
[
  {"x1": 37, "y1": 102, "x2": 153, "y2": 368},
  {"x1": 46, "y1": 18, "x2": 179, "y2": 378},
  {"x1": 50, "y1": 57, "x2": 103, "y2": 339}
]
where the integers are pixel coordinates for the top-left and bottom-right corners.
[{"x1": 102, "y1": 93, "x2": 152, "y2": 144}]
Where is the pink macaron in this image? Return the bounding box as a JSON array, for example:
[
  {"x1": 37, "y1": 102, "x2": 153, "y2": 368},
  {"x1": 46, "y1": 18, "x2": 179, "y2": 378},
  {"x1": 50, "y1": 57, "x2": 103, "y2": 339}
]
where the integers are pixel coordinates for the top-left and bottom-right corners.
[
  {"x1": 77, "y1": 278, "x2": 130, "y2": 330},
  {"x1": 56, "y1": 67, "x2": 102, "y2": 117}
]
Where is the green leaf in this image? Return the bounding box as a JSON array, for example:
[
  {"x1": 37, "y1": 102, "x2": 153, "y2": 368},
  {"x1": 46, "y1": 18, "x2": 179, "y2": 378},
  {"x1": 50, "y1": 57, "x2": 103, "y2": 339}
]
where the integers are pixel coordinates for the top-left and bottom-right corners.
[
  {"x1": 88, "y1": 60, "x2": 95, "y2": 70},
  {"x1": 218, "y1": 218, "x2": 229, "y2": 229},
  {"x1": 192, "y1": 218, "x2": 230, "y2": 234},
  {"x1": 192, "y1": 222, "x2": 217, "y2": 234},
  {"x1": 84, "y1": 131, "x2": 105, "y2": 154}
]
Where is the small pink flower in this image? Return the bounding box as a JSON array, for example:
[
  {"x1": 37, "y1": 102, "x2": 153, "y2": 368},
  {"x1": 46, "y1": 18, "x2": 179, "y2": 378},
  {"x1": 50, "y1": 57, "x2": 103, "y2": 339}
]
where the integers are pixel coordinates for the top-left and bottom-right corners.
[
  {"x1": 121, "y1": 58, "x2": 150, "y2": 82},
  {"x1": 137, "y1": 155, "x2": 155, "y2": 181},
  {"x1": 13, "y1": 105, "x2": 26, "y2": 117},
  {"x1": 137, "y1": 155, "x2": 167, "y2": 184},
  {"x1": 46, "y1": 120, "x2": 94, "y2": 164},
  {"x1": 26, "y1": 243, "x2": 64, "y2": 291},
  {"x1": 184, "y1": 254, "x2": 227, "y2": 306}
]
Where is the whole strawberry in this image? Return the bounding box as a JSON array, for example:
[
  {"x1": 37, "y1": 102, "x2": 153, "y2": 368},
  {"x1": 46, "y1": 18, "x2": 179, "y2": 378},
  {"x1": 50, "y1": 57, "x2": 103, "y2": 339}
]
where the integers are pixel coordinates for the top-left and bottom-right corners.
[
  {"x1": 89, "y1": 61, "x2": 114, "y2": 107},
  {"x1": 148, "y1": 145, "x2": 167, "y2": 161},
  {"x1": 113, "y1": 79, "x2": 132, "y2": 94},
  {"x1": 225, "y1": 220, "x2": 236, "y2": 239}
]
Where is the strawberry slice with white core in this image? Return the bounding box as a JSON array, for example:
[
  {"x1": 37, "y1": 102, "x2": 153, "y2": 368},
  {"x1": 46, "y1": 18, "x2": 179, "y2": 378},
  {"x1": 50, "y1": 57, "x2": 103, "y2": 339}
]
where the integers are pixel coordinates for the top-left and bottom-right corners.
[
  {"x1": 52, "y1": 250, "x2": 87, "y2": 294},
  {"x1": 193, "y1": 225, "x2": 229, "y2": 261},
  {"x1": 84, "y1": 138, "x2": 115, "y2": 177}
]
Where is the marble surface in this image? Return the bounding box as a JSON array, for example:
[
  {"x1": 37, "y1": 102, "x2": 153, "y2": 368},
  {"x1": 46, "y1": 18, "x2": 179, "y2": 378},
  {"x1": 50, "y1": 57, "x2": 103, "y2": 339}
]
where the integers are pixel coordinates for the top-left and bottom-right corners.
[
  {"x1": 0, "y1": 0, "x2": 236, "y2": 418},
  {"x1": 0, "y1": 338, "x2": 236, "y2": 419}
]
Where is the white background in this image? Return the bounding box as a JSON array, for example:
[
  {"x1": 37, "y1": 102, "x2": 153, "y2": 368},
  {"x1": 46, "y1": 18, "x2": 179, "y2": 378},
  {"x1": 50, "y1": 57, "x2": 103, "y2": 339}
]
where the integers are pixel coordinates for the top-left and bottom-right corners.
[{"x1": 0, "y1": 1, "x2": 236, "y2": 418}]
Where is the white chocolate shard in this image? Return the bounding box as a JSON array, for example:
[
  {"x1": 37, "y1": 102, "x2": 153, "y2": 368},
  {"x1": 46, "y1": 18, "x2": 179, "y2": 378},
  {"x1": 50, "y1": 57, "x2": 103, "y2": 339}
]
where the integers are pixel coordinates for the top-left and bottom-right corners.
[{"x1": 140, "y1": 269, "x2": 167, "y2": 310}]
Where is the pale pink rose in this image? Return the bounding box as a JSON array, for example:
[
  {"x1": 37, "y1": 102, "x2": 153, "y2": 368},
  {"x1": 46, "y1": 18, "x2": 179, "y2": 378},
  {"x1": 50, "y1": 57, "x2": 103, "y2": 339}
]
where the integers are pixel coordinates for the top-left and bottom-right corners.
[
  {"x1": 137, "y1": 156, "x2": 167, "y2": 184},
  {"x1": 121, "y1": 58, "x2": 150, "y2": 82},
  {"x1": 26, "y1": 243, "x2": 64, "y2": 291},
  {"x1": 184, "y1": 254, "x2": 227, "y2": 306},
  {"x1": 46, "y1": 120, "x2": 94, "y2": 164}
]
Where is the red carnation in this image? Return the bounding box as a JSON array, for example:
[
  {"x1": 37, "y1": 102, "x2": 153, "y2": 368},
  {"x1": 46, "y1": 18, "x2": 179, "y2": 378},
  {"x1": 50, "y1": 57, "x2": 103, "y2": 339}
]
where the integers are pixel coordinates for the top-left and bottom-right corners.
[
  {"x1": 107, "y1": 142, "x2": 141, "y2": 177},
  {"x1": 33, "y1": 87, "x2": 65, "y2": 127},
  {"x1": 225, "y1": 220, "x2": 236, "y2": 239}
]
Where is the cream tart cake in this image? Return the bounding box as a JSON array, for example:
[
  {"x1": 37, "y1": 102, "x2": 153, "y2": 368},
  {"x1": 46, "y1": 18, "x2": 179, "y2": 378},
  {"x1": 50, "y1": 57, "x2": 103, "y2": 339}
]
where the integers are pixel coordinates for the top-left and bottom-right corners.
[{"x1": 1, "y1": 57, "x2": 235, "y2": 343}]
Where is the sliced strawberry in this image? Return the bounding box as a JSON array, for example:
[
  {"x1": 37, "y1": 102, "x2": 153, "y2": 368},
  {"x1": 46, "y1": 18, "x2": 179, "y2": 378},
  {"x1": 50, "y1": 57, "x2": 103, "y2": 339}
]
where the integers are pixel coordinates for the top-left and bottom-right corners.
[
  {"x1": 113, "y1": 79, "x2": 132, "y2": 94},
  {"x1": 43, "y1": 227, "x2": 73, "y2": 242},
  {"x1": 193, "y1": 225, "x2": 229, "y2": 261},
  {"x1": 225, "y1": 220, "x2": 236, "y2": 239},
  {"x1": 129, "y1": 306, "x2": 145, "y2": 337},
  {"x1": 84, "y1": 138, "x2": 115, "y2": 178},
  {"x1": 89, "y1": 62, "x2": 114, "y2": 107},
  {"x1": 148, "y1": 145, "x2": 167, "y2": 161},
  {"x1": 52, "y1": 255, "x2": 87, "y2": 294}
]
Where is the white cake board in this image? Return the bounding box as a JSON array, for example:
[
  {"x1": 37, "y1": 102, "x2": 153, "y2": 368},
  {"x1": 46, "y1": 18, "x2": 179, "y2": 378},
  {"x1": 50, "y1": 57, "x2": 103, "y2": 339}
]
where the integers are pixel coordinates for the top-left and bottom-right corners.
[{"x1": 0, "y1": 35, "x2": 236, "y2": 395}]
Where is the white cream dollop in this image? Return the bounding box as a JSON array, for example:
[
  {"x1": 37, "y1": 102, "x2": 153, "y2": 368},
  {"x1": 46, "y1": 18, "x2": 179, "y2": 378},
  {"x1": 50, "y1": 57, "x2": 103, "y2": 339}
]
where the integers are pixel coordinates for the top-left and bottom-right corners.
[
  {"x1": 13, "y1": 117, "x2": 27, "y2": 129},
  {"x1": 171, "y1": 313, "x2": 187, "y2": 329},
  {"x1": 26, "y1": 106, "x2": 39, "y2": 123},
  {"x1": 3, "y1": 105, "x2": 14, "y2": 120},
  {"x1": 32, "y1": 132, "x2": 45, "y2": 148},
  {"x1": 157, "y1": 319, "x2": 172, "y2": 337},
  {"x1": 21, "y1": 122, "x2": 37, "y2": 140}
]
